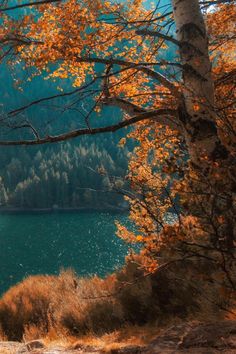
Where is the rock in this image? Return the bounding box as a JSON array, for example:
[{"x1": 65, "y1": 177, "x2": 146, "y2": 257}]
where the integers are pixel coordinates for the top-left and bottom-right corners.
[
  {"x1": 43, "y1": 347, "x2": 76, "y2": 354},
  {"x1": 147, "y1": 322, "x2": 196, "y2": 352},
  {"x1": 179, "y1": 320, "x2": 236, "y2": 349},
  {"x1": 109, "y1": 346, "x2": 143, "y2": 354},
  {"x1": 26, "y1": 340, "x2": 45, "y2": 350},
  {"x1": 72, "y1": 343, "x2": 101, "y2": 352},
  {"x1": 146, "y1": 320, "x2": 236, "y2": 354}
]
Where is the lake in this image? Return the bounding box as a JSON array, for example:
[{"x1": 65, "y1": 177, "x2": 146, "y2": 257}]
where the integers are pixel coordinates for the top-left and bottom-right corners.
[{"x1": 0, "y1": 212, "x2": 130, "y2": 295}]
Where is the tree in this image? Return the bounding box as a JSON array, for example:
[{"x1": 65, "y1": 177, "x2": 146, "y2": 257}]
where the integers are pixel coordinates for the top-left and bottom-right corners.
[
  {"x1": 0, "y1": 0, "x2": 235, "y2": 296},
  {"x1": 0, "y1": 177, "x2": 8, "y2": 206}
]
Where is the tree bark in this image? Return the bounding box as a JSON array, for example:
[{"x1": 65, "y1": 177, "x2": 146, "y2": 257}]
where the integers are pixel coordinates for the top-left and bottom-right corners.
[
  {"x1": 172, "y1": 0, "x2": 235, "y2": 250},
  {"x1": 172, "y1": 0, "x2": 229, "y2": 165}
]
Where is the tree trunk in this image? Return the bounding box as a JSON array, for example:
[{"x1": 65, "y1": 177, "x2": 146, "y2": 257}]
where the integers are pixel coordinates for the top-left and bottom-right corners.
[
  {"x1": 172, "y1": 0, "x2": 236, "y2": 250},
  {"x1": 172, "y1": 0, "x2": 229, "y2": 165}
]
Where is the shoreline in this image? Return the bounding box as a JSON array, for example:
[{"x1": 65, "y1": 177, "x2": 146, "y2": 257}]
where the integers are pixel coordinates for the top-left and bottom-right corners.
[{"x1": 0, "y1": 206, "x2": 129, "y2": 215}]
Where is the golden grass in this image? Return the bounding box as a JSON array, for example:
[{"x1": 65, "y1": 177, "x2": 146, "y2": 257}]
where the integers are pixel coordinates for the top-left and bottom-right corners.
[
  {"x1": 39, "y1": 323, "x2": 162, "y2": 352},
  {"x1": 0, "y1": 349, "x2": 16, "y2": 354},
  {"x1": 0, "y1": 269, "x2": 123, "y2": 341},
  {"x1": 0, "y1": 258, "x2": 230, "y2": 343}
]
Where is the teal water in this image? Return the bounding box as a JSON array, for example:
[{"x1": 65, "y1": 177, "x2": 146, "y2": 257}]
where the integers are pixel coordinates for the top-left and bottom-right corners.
[{"x1": 0, "y1": 212, "x2": 130, "y2": 296}]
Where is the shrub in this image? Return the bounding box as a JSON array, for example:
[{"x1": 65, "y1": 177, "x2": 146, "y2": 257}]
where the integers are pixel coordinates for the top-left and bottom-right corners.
[
  {"x1": 115, "y1": 259, "x2": 153, "y2": 324},
  {"x1": 55, "y1": 272, "x2": 123, "y2": 335},
  {"x1": 115, "y1": 255, "x2": 223, "y2": 325},
  {"x1": 0, "y1": 270, "x2": 123, "y2": 340},
  {"x1": 0, "y1": 261, "x2": 225, "y2": 341},
  {"x1": 0, "y1": 275, "x2": 56, "y2": 341}
]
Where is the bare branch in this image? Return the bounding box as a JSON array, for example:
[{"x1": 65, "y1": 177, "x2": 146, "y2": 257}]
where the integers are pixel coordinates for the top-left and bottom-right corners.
[
  {"x1": 0, "y1": 109, "x2": 179, "y2": 146},
  {"x1": 101, "y1": 97, "x2": 146, "y2": 115},
  {"x1": 8, "y1": 79, "x2": 99, "y2": 117},
  {"x1": 8, "y1": 122, "x2": 40, "y2": 140},
  {"x1": 200, "y1": 0, "x2": 233, "y2": 7},
  {"x1": 102, "y1": 64, "x2": 113, "y2": 99},
  {"x1": 136, "y1": 29, "x2": 179, "y2": 46},
  {"x1": 0, "y1": 0, "x2": 61, "y2": 12}
]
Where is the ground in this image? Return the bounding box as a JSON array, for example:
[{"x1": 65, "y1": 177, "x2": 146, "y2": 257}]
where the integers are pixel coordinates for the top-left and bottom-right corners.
[{"x1": 0, "y1": 320, "x2": 235, "y2": 353}]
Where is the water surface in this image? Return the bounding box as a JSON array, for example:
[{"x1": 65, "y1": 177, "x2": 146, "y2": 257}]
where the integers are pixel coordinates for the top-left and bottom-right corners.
[{"x1": 0, "y1": 212, "x2": 129, "y2": 295}]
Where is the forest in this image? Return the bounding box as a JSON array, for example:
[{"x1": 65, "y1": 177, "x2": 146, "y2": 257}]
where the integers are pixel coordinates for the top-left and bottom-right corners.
[
  {"x1": 0, "y1": 42, "x2": 130, "y2": 209},
  {"x1": 0, "y1": 0, "x2": 235, "y2": 353},
  {"x1": 0, "y1": 140, "x2": 128, "y2": 209}
]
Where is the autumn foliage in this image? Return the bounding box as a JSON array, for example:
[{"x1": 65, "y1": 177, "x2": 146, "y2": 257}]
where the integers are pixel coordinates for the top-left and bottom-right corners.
[
  {"x1": 115, "y1": 2, "x2": 236, "y2": 307},
  {"x1": 0, "y1": 0, "x2": 235, "y2": 332}
]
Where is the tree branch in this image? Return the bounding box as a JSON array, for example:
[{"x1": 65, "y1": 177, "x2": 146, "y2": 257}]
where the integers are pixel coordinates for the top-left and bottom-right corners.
[
  {"x1": 0, "y1": 109, "x2": 179, "y2": 146},
  {"x1": 74, "y1": 56, "x2": 180, "y2": 97},
  {"x1": 136, "y1": 29, "x2": 180, "y2": 46},
  {"x1": 0, "y1": 0, "x2": 61, "y2": 12},
  {"x1": 8, "y1": 79, "x2": 98, "y2": 117},
  {"x1": 101, "y1": 97, "x2": 146, "y2": 115},
  {"x1": 8, "y1": 122, "x2": 40, "y2": 140},
  {"x1": 8, "y1": 61, "x2": 180, "y2": 118},
  {"x1": 102, "y1": 64, "x2": 113, "y2": 99}
]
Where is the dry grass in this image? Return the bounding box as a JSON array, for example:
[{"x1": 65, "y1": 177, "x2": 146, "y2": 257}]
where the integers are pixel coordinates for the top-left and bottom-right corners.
[
  {"x1": 0, "y1": 258, "x2": 227, "y2": 342},
  {"x1": 0, "y1": 324, "x2": 7, "y2": 341},
  {"x1": 0, "y1": 275, "x2": 57, "y2": 341},
  {"x1": 0, "y1": 323, "x2": 162, "y2": 353},
  {"x1": 0, "y1": 270, "x2": 123, "y2": 341},
  {"x1": 68, "y1": 324, "x2": 161, "y2": 351},
  {"x1": 0, "y1": 342, "x2": 20, "y2": 354},
  {"x1": 0, "y1": 349, "x2": 16, "y2": 354},
  {"x1": 36, "y1": 323, "x2": 163, "y2": 352}
]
